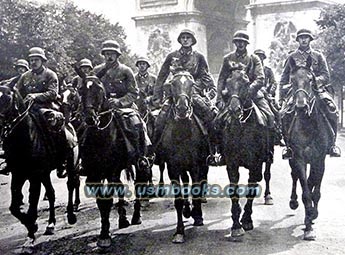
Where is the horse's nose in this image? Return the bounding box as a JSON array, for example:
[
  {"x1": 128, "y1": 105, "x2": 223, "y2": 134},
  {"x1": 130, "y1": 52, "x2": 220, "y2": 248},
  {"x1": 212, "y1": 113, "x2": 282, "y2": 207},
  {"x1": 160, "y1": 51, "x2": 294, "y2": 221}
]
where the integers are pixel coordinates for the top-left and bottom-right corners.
[{"x1": 296, "y1": 96, "x2": 307, "y2": 108}]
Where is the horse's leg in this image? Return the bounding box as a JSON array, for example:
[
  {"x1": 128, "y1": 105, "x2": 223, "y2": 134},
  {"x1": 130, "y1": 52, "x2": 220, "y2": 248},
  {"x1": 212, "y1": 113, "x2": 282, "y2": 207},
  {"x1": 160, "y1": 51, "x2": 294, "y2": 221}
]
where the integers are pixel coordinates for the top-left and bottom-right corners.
[
  {"x1": 114, "y1": 178, "x2": 130, "y2": 229},
  {"x1": 96, "y1": 195, "x2": 113, "y2": 249},
  {"x1": 9, "y1": 174, "x2": 30, "y2": 230},
  {"x1": 293, "y1": 160, "x2": 314, "y2": 240},
  {"x1": 190, "y1": 166, "x2": 203, "y2": 226},
  {"x1": 226, "y1": 162, "x2": 244, "y2": 237},
  {"x1": 132, "y1": 165, "x2": 147, "y2": 225},
  {"x1": 264, "y1": 162, "x2": 273, "y2": 205},
  {"x1": 66, "y1": 147, "x2": 79, "y2": 224},
  {"x1": 41, "y1": 173, "x2": 56, "y2": 235},
  {"x1": 157, "y1": 162, "x2": 166, "y2": 197},
  {"x1": 199, "y1": 163, "x2": 209, "y2": 203},
  {"x1": 181, "y1": 171, "x2": 191, "y2": 219},
  {"x1": 308, "y1": 159, "x2": 325, "y2": 222},
  {"x1": 241, "y1": 164, "x2": 263, "y2": 231},
  {"x1": 289, "y1": 163, "x2": 299, "y2": 210}
]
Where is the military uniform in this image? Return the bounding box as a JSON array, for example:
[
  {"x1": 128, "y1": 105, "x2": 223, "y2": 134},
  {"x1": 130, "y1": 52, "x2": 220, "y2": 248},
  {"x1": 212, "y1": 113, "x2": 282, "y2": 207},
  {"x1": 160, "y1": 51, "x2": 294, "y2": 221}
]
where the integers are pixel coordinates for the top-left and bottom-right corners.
[
  {"x1": 94, "y1": 40, "x2": 152, "y2": 165},
  {"x1": 279, "y1": 28, "x2": 340, "y2": 158},
  {"x1": 217, "y1": 50, "x2": 275, "y2": 128},
  {"x1": 0, "y1": 59, "x2": 30, "y2": 90},
  {"x1": 152, "y1": 29, "x2": 218, "y2": 164}
]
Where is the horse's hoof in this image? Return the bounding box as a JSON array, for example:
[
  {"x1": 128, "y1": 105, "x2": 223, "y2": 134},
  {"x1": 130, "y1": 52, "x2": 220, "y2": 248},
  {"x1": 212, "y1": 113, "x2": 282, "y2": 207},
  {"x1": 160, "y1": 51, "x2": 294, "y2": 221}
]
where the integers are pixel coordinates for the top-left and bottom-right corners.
[
  {"x1": 193, "y1": 217, "x2": 204, "y2": 226},
  {"x1": 157, "y1": 184, "x2": 166, "y2": 197},
  {"x1": 264, "y1": 195, "x2": 274, "y2": 205},
  {"x1": 172, "y1": 234, "x2": 185, "y2": 243},
  {"x1": 119, "y1": 218, "x2": 130, "y2": 229},
  {"x1": 43, "y1": 223, "x2": 55, "y2": 235},
  {"x1": 141, "y1": 200, "x2": 150, "y2": 209},
  {"x1": 303, "y1": 229, "x2": 316, "y2": 241},
  {"x1": 21, "y1": 237, "x2": 35, "y2": 254},
  {"x1": 97, "y1": 237, "x2": 111, "y2": 249},
  {"x1": 231, "y1": 228, "x2": 245, "y2": 237},
  {"x1": 131, "y1": 216, "x2": 142, "y2": 225},
  {"x1": 241, "y1": 222, "x2": 254, "y2": 231},
  {"x1": 290, "y1": 199, "x2": 299, "y2": 210},
  {"x1": 67, "y1": 213, "x2": 77, "y2": 225},
  {"x1": 182, "y1": 205, "x2": 191, "y2": 218}
]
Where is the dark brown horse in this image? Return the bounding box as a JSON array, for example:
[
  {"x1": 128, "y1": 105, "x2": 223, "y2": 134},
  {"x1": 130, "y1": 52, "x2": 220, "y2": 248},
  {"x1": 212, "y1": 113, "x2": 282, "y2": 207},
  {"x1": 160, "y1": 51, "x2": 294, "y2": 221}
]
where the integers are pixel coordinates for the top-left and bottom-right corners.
[
  {"x1": 281, "y1": 57, "x2": 332, "y2": 240},
  {"x1": 0, "y1": 85, "x2": 78, "y2": 253},
  {"x1": 78, "y1": 76, "x2": 149, "y2": 249},
  {"x1": 158, "y1": 71, "x2": 209, "y2": 243},
  {"x1": 220, "y1": 68, "x2": 268, "y2": 238}
]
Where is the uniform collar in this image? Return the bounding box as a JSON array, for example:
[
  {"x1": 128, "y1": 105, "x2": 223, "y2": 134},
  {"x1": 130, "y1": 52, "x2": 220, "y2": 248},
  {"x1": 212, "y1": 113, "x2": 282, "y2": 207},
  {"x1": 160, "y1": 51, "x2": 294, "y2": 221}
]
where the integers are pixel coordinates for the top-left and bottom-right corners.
[
  {"x1": 235, "y1": 49, "x2": 248, "y2": 58},
  {"x1": 138, "y1": 72, "x2": 148, "y2": 78},
  {"x1": 298, "y1": 47, "x2": 311, "y2": 54},
  {"x1": 32, "y1": 66, "x2": 45, "y2": 75},
  {"x1": 179, "y1": 47, "x2": 193, "y2": 55}
]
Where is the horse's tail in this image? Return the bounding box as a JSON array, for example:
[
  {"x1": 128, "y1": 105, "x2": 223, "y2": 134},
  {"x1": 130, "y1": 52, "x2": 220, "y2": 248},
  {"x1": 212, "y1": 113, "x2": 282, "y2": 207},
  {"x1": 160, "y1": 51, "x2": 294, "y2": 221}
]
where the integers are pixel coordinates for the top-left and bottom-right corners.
[{"x1": 125, "y1": 166, "x2": 135, "y2": 182}]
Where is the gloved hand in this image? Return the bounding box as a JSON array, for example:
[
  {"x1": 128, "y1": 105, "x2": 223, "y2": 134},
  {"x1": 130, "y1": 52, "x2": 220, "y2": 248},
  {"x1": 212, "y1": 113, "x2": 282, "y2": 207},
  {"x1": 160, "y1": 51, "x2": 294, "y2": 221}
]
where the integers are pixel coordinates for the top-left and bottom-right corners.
[
  {"x1": 24, "y1": 93, "x2": 38, "y2": 104},
  {"x1": 108, "y1": 98, "x2": 121, "y2": 108}
]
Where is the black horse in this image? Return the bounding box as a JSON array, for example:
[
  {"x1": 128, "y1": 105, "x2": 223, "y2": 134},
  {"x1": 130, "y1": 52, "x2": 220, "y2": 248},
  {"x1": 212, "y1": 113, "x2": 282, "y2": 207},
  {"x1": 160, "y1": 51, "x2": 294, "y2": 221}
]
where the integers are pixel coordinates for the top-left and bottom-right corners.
[
  {"x1": 281, "y1": 57, "x2": 333, "y2": 240},
  {"x1": 220, "y1": 68, "x2": 268, "y2": 238},
  {"x1": 78, "y1": 77, "x2": 149, "y2": 249},
  {"x1": 158, "y1": 71, "x2": 209, "y2": 243},
  {"x1": 0, "y1": 85, "x2": 78, "y2": 253}
]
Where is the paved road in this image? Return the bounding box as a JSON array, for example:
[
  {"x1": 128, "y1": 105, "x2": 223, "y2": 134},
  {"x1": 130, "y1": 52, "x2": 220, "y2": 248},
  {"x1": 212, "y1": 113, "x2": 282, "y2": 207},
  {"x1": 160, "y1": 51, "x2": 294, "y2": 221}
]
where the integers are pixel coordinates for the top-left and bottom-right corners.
[{"x1": 0, "y1": 135, "x2": 344, "y2": 254}]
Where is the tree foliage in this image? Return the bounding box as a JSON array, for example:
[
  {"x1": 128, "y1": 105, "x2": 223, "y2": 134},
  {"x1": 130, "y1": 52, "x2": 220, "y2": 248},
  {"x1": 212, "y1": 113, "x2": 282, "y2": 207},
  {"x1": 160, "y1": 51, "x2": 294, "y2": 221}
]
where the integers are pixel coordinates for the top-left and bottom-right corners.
[
  {"x1": 0, "y1": 0, "x2": 136, "y2": 81},
  {"x1": 316, "y1": 4, "x2": 345, "y2": 92}
]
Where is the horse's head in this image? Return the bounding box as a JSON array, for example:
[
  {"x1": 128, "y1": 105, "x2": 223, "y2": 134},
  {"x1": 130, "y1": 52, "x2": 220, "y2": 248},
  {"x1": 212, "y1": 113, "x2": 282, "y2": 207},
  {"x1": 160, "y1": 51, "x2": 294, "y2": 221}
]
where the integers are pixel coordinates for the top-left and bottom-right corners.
[
  {"x1": 60, "y1": 85, "x2": 81, "y2": 114},
  {"x1": 225, "y1": 65, "x2": 251, "y2": 120},
  {"x1": 289, "y1": 56, "x2": 315, "y2": 113},
  {"x1": 0, "y1": 86, "x2": 15, "y2": 119},
  {"x1": 170, "y1": 71, "x2": 194, "y2": 120},
  {"x1": 79, "y1": 76, "x2": 107, "y2": 126}
]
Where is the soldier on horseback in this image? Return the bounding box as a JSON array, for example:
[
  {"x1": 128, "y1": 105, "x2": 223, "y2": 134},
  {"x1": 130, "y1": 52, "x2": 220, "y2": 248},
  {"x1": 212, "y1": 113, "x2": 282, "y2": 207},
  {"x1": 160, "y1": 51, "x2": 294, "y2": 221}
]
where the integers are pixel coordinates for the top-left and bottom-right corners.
[
  {"x1": 254, "y1": 49, "x2": 285, "y2": 146},
  {"x1": 150, "y1": 29, "x2": 219, "y2": 166},
  {"x1": 14, "y1": 47, "x2": 78, "y2": 176},
  {"x1": 279, "y1": 28, "x2": 341, "y2": 159},
  {"x1": 71, "y1": 58, "x2": 94, "y2": 89},
  {"x1": 0, "y1": 59, "x2": 29, "y2": 89},
  {"x1": 0, "y1": 59, "x2": 30, "y2": 175},
  {"x1": 94, "y1": 40, "x2": 153, "y2": 167},
  {"x1": 217, "y1": 31, "x2": 275, "y2": 162},
  {"x1": 134, "y1": 57, "x2": 157, "y2": 119}
]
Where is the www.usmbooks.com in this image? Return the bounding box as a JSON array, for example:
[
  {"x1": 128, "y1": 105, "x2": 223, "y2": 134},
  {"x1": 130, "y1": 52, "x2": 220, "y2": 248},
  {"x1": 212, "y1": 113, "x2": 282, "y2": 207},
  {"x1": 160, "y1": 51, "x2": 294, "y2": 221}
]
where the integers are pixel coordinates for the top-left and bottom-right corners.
[{"x1": 84, "y1": 183, "x2": 262, "y2": 199}]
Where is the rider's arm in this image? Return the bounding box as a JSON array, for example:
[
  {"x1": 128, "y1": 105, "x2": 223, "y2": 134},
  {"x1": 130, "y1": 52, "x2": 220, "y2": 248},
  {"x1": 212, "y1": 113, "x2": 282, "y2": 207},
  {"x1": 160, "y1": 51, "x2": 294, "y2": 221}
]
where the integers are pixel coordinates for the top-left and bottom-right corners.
[
  {"x1": 249, "y1": 54, "x2": 265, "y2": 94},
  {"x1": 267, "y1": 68, "x2": 278, "y2": 97},
  {"x1": 315, "y1": 53, "x2": 330, "y2": 87},
  {"x1": 33, "y1": 70, "x2": 59, "y2": 103},
  {"x1": 196, "y1": 54, "x2": 216, "y2": 98},
  {"x1": 114, "y1": 67, "x2": 139, "y2": 108},
  {"x1": 279, "y1": 57, "x2": 292, "y2": 103},
  {"x1": 152, "y1": 53, "x2": 173, "y2": 105},
  {"x1": 216, "y1": 55, "x2": 231, "y2": 105}
]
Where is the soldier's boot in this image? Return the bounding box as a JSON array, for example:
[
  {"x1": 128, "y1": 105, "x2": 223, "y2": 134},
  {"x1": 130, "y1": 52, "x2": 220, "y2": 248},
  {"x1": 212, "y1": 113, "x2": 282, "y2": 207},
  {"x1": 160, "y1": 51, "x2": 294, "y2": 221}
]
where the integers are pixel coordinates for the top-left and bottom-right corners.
[
  {"x1": 329, "y1": 145, "x2": 341, "y2": 157},
  {"x1": 282, "y1": 147, "x2": 293, "y2": 160},
  {"x1": 0, "y1": 161, "x2": 10, "y2": 175}
]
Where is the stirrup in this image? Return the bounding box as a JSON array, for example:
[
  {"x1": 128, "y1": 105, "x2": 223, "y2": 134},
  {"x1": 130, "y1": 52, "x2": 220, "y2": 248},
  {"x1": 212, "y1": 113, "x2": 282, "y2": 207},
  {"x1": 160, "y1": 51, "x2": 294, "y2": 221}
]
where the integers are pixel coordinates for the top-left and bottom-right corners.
[
  {"x1": 137, "y1": 156, "x2": 150, "y2": 169},
  {"x1": 329, "y1": 145, "x2": 341, "y2": 157},
  {"x1": 206, "y1": 153, "x2": 224, "y2": 166},
  {"x1": 282, "y1": 147, "x2": 293, "y2": 160}
]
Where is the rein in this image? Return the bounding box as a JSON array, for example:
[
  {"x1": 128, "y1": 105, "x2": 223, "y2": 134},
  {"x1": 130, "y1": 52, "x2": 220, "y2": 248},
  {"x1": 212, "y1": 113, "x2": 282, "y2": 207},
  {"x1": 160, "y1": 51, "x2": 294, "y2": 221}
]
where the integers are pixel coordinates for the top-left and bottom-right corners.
[{"x1": 1, "y1": 100, "x2": 34, "y2": 139}]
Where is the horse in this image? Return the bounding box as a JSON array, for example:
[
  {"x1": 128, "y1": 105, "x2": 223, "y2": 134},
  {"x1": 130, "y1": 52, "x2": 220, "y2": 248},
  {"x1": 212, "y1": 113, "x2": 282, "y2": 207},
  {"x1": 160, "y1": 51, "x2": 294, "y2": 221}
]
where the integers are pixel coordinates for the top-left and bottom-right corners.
[
  {"x1": 220, "y1": 68, "x2": 268, "y2": 238},
  {"x1": 60, "y1": 85, "x2": 83, "y2": 213},
  {"x1": 78, "y1": 76, "x2": 149, "y2": 249},
  {"x1": 158, "y1": 71, "x2": 209, "y2": 243},
  {"x1": 0, "y1": 85, "x2": 79, "y2": 253},
  {"x1": 280, "y1": 56, "x2": 333, "y2": 240}
]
